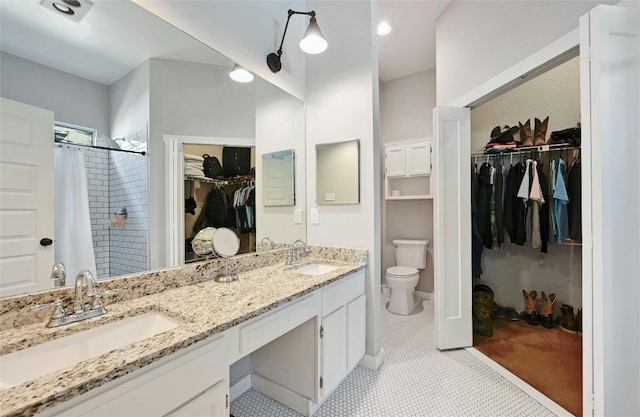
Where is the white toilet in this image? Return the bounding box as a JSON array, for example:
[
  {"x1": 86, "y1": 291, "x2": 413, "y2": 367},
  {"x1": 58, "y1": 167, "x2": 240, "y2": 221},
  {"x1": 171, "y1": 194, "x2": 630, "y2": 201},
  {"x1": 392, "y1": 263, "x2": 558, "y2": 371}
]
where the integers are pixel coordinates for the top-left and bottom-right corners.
[{"x1": 386, "y1": 239, "x2": 429, "y2": 315}]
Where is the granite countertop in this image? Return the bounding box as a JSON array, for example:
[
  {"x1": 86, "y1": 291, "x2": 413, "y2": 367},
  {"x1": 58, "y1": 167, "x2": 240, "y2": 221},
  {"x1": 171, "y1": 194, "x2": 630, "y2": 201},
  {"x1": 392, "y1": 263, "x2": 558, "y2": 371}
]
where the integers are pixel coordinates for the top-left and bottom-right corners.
[{"x1": 0, "y1": 256, "x2": 365, "y2": 417}]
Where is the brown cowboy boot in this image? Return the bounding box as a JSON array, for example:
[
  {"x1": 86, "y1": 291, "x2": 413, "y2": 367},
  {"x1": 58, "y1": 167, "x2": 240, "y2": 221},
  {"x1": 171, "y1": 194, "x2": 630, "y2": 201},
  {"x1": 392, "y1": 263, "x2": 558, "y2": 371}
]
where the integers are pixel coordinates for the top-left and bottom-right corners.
[
  {"x1": 539, "y1": 291, "x2": 556, "y2": 329},
  {"x1": 519, "y1": 119, "x2": 532, "y2": 147},
  {"x1": 533, "y1": 116, "x2": 549, "y2": 146},
  {"x1": 521, "y1": 289, "x2": 539, "y2": 326},
  {"x1": 560, "y1": 304, "x2": 577, "y2": 334}
]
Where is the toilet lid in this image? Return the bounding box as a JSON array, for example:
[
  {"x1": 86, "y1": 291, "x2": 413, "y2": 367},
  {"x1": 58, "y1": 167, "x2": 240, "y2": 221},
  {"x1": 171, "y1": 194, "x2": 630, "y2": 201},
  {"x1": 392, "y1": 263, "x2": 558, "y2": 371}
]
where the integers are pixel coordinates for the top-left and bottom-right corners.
[{"x1": 387, "y1": 266, "x2": 418, "y2": 277}]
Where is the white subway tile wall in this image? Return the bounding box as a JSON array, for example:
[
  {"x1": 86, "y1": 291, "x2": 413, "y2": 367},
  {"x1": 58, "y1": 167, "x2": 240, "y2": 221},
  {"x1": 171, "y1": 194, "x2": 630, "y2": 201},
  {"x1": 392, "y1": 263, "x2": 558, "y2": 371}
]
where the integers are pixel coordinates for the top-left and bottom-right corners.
[{"x1": 83, "y1": 126, "x2": 148, "y2": 279}]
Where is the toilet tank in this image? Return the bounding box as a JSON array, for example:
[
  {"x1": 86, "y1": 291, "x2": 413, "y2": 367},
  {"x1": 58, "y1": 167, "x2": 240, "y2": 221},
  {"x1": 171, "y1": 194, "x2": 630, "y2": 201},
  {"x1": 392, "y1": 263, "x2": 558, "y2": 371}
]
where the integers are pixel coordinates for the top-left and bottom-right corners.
[{"x1": 393, "y1": 239, "x2": 429, "y2": 269}]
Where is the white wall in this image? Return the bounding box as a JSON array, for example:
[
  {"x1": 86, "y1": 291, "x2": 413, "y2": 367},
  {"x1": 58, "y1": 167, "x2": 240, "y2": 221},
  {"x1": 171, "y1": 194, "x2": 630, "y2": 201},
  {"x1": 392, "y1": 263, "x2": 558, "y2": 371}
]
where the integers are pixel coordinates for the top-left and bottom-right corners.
[
  {"x1": 255, "y1": 79, "x2": 306, "y2": 244},
  {"x1": 133, "y1": 0, "x2": 307, "y2": 100},
  {"x1": 305, "y1": 0, "x2": 382, "y2": 365},
  {"x1": 144, "y1": 58, "x2": 256, "y2": 270},
  {"x1": 110, "y1": 61, "x2": 150, "y2": 141},
  {"x1": 380, "y1": 69, "x2": 436, "y2": 293},
  {"x1": 0, "y1": 52, "x2": 110, "y2": 136},
  {"x1": 435, "y1": 0, "x2": 613, "y2": 106}
]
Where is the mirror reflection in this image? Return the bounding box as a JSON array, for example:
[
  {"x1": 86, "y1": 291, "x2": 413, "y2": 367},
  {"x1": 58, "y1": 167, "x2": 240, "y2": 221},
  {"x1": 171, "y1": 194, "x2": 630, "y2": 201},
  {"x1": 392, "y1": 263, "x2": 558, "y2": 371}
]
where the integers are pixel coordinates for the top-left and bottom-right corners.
[
  {"x1": 316, "y1": 139, "x2": 360, "y2": 205},
  {"x1": 262, "y1": 149, "x2": 295, "y2": 207},
  {"x1": 0, "y1": 0, "x2": 305, "y2": 298}
]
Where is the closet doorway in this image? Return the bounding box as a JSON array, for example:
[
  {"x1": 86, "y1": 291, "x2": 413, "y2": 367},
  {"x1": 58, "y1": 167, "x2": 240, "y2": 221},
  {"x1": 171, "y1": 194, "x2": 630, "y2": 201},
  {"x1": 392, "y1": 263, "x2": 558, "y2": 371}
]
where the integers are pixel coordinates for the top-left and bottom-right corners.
[
  {"x1": 164, "y1": 135, "x2": 255, "y2": 268},
  {"x1": 434, "y1": 5, "x2": 639, "y2": 417},
  {"x1": 469, "y1": 56, "x2": 582, "y2": 416}
]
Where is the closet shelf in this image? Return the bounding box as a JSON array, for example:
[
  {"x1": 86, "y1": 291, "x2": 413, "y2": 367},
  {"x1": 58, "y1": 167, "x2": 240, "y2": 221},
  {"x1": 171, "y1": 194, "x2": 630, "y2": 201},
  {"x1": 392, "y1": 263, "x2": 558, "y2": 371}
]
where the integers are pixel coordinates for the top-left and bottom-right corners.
[{"x1": 386, "y1": 195, "x2": 433, "y2": 200}]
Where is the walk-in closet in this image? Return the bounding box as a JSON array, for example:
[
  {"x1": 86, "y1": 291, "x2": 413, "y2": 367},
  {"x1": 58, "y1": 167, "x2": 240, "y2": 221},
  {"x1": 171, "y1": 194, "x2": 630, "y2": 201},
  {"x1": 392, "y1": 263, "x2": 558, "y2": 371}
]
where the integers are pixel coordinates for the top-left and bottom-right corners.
[
  {"x1": 183, "y1": 144, "x2": 256, "y2": 263},
  {"x1": 468, "y1": 56, "x2": 583, "y2": 415}
]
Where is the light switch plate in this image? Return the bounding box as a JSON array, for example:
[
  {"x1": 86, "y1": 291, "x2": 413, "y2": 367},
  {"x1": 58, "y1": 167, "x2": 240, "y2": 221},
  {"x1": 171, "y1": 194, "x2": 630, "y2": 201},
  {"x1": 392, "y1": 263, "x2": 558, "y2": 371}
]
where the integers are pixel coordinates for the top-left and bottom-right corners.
[
  {"x1": 324, "y1": 192, "x2": 335, "y2": 201},
  {"x1": 294, "y1": 208, "x2": 303, "y2": 224},
  {"x1": 310, "y1": 208, "x2": 319, "y2": 225}
]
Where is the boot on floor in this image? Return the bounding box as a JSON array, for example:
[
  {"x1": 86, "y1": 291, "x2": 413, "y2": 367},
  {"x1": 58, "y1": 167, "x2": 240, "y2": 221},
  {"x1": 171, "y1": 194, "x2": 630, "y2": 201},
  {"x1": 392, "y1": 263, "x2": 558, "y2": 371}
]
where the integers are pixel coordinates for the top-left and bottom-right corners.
[
  {"x1": 560, "y1": 304, "x2": 577, "y2": 334},
  {"x1": 533, "y1": 116, "x2": 549, "y2": 146},
  {"x1": 519, "y1": 119, "x2": 532, "y2": 147},
  {"x1": 520, "y1": 289, "x2": 539, "y2": 326},
  {"x1": 539, "y1": 291, "x2": 556, "y2": 329},
  {"x1": 473, "y1": 284, "x2": 494, "y2": 337}
]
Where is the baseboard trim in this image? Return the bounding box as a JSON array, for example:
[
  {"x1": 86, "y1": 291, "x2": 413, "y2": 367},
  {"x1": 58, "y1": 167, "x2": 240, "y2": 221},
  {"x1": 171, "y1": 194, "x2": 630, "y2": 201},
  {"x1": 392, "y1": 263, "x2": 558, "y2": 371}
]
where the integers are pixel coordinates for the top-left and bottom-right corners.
[
  {"x1": 230, "y1": 373, "x2": 252, "y2": 402},
  {"x1": 415, "y1": 290, "x2": 432, "y2": 300},
  {"x1": 359, "y1": 348, "x2": 385, "y2": 370},
  {"x1": 252, "y1": 373, "x2": 313, "y2": 417},
  {"x1": 466, "y1": 347, "x2": 573, "y2": 417}
]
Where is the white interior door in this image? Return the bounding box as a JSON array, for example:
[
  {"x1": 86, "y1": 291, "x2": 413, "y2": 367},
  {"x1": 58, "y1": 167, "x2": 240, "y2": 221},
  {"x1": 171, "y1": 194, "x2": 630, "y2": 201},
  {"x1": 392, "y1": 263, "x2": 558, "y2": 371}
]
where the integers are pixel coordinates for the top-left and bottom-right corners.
[
  {"x1": 580, "y1": 5, "x2": 640, "y2": 416},
  {"x1": 0, "y1": 97, "x2": 54, "y2": 296},
  {"x1": 262, "y1": 157, "x2": 294, "y2": 206},
  {"x1": 433, "y1": 106, "x2": 472, "y2": 350}
]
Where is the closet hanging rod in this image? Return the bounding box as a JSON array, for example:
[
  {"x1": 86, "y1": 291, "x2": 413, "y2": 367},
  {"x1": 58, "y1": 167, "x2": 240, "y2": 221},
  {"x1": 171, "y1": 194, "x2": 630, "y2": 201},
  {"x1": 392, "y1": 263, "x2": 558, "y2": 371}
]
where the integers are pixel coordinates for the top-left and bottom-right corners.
[{"x1": 471, "y1": 144, "x2": 579, "y2": 158}]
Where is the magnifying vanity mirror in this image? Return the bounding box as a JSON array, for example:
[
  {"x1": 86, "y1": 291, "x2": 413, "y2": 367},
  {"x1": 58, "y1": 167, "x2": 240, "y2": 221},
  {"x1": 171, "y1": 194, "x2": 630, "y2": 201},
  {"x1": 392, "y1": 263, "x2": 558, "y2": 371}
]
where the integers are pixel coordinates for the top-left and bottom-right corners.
[
  {"x1": 316, "y1": 139, "x2": 360, "y2": 205},
  {"x1": 0, "y1": 0, "x2": 306, "y2": 298},
  {"x1": 212, "y1": 228, "x2": 241, "y2": 283}
]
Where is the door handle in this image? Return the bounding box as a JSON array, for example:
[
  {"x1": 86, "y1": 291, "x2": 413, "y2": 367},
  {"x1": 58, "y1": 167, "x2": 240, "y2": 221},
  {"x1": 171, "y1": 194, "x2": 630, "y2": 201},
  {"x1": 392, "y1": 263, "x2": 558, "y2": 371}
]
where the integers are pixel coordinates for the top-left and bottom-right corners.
[{"x1": 40, "y1": 238, "x2": 53, "y2": 246}]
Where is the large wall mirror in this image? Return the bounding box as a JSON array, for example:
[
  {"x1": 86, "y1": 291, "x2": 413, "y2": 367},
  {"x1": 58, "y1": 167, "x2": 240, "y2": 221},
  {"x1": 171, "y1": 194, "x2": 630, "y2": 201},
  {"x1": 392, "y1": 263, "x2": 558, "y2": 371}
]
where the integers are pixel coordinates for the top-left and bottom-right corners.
[
  {"x1": 316, "y1": 139, "x2": 360, "y2": 205},
  {"x1": 0, "y1": 0, "x2": 306, "y2": 298}
]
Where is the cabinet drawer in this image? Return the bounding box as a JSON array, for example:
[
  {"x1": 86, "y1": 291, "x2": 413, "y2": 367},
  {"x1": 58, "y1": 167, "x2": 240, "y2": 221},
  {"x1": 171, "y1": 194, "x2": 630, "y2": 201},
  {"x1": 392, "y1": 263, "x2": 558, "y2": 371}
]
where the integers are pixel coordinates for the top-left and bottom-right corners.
[
  {"x1": 322, "y1": 270, "x2": 365, "y2": 315},
  {"x1": 239, "y1": 293, "x2": 319, "y2": 354}
]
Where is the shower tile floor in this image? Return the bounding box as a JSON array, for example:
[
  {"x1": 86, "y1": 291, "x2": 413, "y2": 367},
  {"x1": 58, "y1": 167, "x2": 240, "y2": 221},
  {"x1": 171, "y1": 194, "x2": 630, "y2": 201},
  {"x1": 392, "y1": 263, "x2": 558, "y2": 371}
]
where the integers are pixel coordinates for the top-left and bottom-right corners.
[{"x1": 230, "y1": 297, "x2": 556, "y2": 417}]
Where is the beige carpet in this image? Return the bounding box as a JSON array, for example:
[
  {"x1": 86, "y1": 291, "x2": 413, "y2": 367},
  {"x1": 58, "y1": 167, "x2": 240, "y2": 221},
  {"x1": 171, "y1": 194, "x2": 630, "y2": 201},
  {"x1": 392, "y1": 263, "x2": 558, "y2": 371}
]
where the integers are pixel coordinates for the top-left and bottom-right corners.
[{"x1": 474, "y1": 318, "x2": 582, "y2": 416}]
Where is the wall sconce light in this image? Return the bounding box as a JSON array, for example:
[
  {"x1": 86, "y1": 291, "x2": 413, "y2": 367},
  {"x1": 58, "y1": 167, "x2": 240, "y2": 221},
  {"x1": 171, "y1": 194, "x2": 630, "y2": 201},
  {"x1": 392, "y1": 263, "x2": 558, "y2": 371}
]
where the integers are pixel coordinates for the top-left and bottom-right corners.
[
  {"x1": 229, "y1": 64, "x2": 254, "y2": 83},
  {"x1": 266, "y1": 9, "x2": 327, "y2": 73}
]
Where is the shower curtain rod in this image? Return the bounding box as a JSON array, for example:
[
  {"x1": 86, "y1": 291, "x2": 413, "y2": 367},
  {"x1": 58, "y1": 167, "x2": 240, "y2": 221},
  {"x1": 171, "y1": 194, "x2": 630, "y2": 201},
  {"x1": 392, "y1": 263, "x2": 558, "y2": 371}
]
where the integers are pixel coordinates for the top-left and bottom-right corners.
[{"x1": 55, "y1": 141, "x2": 146, "y2": 156}]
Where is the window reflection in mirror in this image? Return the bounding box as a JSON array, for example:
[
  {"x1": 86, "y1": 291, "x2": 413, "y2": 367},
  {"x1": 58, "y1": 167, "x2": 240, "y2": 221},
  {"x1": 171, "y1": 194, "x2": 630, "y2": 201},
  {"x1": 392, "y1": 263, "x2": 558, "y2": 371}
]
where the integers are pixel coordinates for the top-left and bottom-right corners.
[
  {"x1": 316, "y1": 139, "x2": 360, "y2": 205},
  {"x1": 262, "y1": 149, "x2": 295, "y2": 207}
]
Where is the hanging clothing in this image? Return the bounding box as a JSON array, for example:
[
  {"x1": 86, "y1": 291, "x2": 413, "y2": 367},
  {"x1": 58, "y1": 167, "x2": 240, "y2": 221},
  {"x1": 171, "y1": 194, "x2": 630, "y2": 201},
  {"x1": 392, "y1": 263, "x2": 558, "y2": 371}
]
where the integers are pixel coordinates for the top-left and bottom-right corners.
[
  {"x1": 489, "y1": 166, "x2": 500, "y2": 249},
  {"x1": 477, "y1": 163, "x2": 493, "y2": 248},
  {"x1": 504, "y1": 162, "x2": 527, "y2": 245},
  {"x1": 537, "y1": 161, "x2": 550, "y2": 253},
  {"x1": 552, "y1": 158, "x2": 570, "y2": 243},
  {"x1": 471, "y1": 165, "x2": 483, "y2": 278},
  {"x1": 500, "y1": 165, "x2": 511, "y2": 249},
  {"x1": 568, "y1": 159, "x2": 582, "y2": 241}
]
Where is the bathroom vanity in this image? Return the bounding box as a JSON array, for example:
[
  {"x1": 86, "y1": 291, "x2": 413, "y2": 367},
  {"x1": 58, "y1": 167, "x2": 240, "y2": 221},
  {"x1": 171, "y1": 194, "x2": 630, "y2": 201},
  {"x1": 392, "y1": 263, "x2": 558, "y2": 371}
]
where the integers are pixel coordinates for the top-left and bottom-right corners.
[{"x1": 0, "y1": 247, "x2": 366, "y2": 417}]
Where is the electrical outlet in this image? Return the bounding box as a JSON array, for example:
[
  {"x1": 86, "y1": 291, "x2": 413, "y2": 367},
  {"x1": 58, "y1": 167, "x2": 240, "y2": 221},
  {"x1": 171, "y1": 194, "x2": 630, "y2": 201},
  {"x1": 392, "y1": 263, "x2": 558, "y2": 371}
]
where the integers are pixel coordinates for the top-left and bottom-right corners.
[
  {"x1": 325, "y1": 192, "x2": 335, "y2": 201},
  {"x1": 310, "y1": 208, "x2": 319, "y2": 225},
  {"x1": 294, "y1": 208, "x2": 303, "y2": 224}
]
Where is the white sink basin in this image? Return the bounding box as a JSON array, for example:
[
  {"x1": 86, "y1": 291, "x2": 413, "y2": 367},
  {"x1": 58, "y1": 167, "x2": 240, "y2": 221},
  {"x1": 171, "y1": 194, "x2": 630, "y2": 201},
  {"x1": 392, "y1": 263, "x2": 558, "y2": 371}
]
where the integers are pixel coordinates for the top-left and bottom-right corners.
[
  {"x1": 293, "y1": 263, "x2": 340, "y2": 276},
  {"x1": 0, "y1": 311, "x2": 181, "y2": 390}
]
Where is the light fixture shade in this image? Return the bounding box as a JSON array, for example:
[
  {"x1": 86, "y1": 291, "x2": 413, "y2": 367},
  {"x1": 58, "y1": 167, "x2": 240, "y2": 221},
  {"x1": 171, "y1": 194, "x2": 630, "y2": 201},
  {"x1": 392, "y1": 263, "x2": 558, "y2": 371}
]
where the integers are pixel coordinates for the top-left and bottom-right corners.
[
  {"x1": 229, "y1": 64, "x2": 254, "y2": 83},
  {"x1": 377, "y1": 21, "x2": 392, "y2": 36},
  {"x1": 299, "y1": 17, "x2": 327, "y2": 54}
]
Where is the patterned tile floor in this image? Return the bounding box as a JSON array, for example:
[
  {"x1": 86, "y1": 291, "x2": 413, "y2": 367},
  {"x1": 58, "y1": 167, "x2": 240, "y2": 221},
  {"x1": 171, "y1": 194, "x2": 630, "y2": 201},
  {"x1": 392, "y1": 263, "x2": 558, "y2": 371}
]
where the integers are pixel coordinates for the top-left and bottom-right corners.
[{"x1": 230, "y1": 297, "x2": 556, "y2": 417}]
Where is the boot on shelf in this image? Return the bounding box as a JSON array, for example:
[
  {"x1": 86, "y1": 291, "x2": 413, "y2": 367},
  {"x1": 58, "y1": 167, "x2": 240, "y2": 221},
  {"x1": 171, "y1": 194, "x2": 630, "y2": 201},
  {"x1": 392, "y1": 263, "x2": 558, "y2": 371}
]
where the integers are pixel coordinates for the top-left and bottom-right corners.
[
  {"x1": 519, "y1": 119, "x2": 533, "y2": 147},
  {"x1": 473, "y1": 284, "x2": 494, "y2": 337},
  {"x1": 520, "y1": 289, "x2": 539, "y2": 326},
  {"x1": 560, "y1": 304, "x2": 577, "y2": 334},
  {"x1": 539, "y1": 291, "x2": 556, "y2": 329},
  {"x1": 533, "y1": 116, "x2": 549, "y2": 146}
]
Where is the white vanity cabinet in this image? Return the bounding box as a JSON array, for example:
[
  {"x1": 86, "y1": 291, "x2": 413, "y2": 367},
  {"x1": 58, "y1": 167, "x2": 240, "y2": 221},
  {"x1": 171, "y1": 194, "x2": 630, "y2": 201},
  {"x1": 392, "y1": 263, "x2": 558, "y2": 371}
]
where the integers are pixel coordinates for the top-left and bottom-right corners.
[
  {"x1": 319, "y1": 270, "x2": 366, "y2": 401},
  {"x1": 384, "y1": 139, "x2": 433, "y2": 199},
  {"x1": 41, "y1": 336, "x2": 228, "y2": 417}
]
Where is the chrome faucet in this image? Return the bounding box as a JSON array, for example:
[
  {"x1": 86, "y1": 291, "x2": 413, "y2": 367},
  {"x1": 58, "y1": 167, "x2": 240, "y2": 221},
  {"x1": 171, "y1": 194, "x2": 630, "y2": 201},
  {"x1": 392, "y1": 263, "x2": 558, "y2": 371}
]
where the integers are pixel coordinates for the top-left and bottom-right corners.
[
  {"x1": 287, "y1": 239, "x2": 310, "y2": 265},
  {"x1": 31, "y1": 270, "x2": 117, "y2": 328},
  {"x1": 74, "y1": 270, "x2": 99, "y2": 314},
  {"x1": 50, "y1": 262, "x2": 66, "y2": 287},
  {"x1": 259, "y1": 236, "x2": 276, "y2": 250}
]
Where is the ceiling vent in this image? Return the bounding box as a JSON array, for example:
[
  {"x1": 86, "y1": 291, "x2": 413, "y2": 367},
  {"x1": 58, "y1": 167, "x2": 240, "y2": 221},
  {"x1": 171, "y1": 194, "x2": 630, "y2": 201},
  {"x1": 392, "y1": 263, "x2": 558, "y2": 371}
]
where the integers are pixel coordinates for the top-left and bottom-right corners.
[{"x1": 40, "y1": 0, "x2": 94, "y2": 22}]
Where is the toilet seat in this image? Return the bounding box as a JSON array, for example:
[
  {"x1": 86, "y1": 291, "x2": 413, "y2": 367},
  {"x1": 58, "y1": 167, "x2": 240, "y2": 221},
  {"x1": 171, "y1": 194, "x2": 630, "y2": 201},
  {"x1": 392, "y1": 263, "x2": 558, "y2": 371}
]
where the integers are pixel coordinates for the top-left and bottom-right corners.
[{"x1": 386, "y1": 266, "x2": 418, "y2": 278}]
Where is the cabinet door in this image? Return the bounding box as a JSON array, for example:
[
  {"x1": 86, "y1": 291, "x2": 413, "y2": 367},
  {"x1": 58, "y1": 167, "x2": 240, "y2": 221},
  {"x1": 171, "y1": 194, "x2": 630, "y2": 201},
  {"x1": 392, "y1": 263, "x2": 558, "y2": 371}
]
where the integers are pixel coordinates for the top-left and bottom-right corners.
[
  {"x1": 385, "y1": 145, "x2": 406, "y2": 177},
  {"x1": 406, "y1": 141, "x2": 431, "y2": 176},
  {"x1": 169, "y1": 381, "x2": 227, "y2": 417},
  {"x1": 321, "y1": 306, "x2": 347, "y2": 396},
  {"x1": 347, "y1": 294, "x2": 366, "y2": 369}
]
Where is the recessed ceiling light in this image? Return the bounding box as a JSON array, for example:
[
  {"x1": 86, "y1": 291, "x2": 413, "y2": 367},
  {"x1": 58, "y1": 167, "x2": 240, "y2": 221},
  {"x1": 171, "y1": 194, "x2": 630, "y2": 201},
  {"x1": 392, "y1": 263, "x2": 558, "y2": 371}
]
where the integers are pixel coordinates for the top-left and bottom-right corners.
[{"x1": 377, "y1": 21, "x2": 392, "y2": 36}]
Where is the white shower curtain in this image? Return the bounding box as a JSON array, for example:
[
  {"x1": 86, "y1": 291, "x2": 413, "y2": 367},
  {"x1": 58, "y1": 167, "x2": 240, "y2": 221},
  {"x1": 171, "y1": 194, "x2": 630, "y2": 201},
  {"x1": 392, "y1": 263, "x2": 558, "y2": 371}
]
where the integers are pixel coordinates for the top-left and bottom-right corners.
[{"x1": 54, "y1": 147, "x2": 97, "y2": 282}]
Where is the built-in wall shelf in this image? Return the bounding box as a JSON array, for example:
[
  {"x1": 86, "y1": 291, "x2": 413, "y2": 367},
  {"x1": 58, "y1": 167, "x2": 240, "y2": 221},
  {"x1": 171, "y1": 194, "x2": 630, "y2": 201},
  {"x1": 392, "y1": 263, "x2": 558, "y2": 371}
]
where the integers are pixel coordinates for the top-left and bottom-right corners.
[{"x1": 384, "y1": 138, "x2": 433, "y2": 201}]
